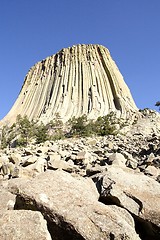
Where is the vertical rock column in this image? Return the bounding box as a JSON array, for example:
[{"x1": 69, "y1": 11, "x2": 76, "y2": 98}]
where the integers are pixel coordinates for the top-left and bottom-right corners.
[{"x1": 1, "y1": 44, "x2": 138, "y2": 125}]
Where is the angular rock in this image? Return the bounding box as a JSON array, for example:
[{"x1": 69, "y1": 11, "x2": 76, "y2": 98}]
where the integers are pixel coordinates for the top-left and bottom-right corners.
[
  {"x1": 23, "y1": 148, "x2": 34, "y2": 156},
  {"x1": 0, "y1": 155, "x2": 9, "y2": 165},
  {"x1": 86, "y1": 164, "x2": 104, "y2": 176},
  {"x1": 145, "y1": 165, "x2": 160, "y2": 179},
  {"x1": 108, "y1": 152, "x2": 127, "y2": 167},
  {"x1": 8, "y1": 170, "x2": 140, "y2": 240},
  {"x1": 47, "y1": 159, "x2": 75, "y2": 173},
  {"x1": 21, "y1": 157, "x2": 47, "y2": 178},
  {"x1": 48, "y1": 153, "x2": 61, "y2": 162},
  {"x1": 0, "y1": 188, "x2": 16, "y2": 210},
  {"x1": 0, "y1": 154, "x2": 9, "y2": 174},
  {"x1": 21, "y1": 155, "x2": 38, "y2": 167},
  {"x1": 74, "y1": 151, "x2": 93, "y2": 165},
  {"x1": 9, "y1": 152, "x2": 22, "y2": 165},
  {"x1": 0, "y1": 210, "x2": 51, "y2": 240},
  {"x1": 126, "y1": 158, "x2": 138, "y2": 170},
  {"x1": 127, "y1": 109, "x2": 160, "y2": 137},
  {"x1": 36, "y1": 146, "x2": 50, "y2": 155},
  {"x1": 98, "y1": 166, "x2": 160, "y2": 227}
]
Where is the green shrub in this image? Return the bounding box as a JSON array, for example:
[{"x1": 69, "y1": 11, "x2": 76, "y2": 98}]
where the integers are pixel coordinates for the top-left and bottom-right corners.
[
  {"x1": 68, "y1": 115, "x2": 93, "y2": 137},
  {"x1": 94, "y1": 114, "x2": 116, "y2": 136},
  {"x1": 0, "y1": 112, "x2": 123, "y2": 149},
  {"x1": 16, "y1": 115, "x2": 36, "y2": 146},
  {"x1": 0, "y1": 123, "x2": 16, "y2": 149},
  {"x1": 46, "y1": 113, "x2": 64, "y2": 140},
  {"x1": 68, "y1": 113, "x2": 118, "y2": 137},
  {"x1": 35, "y1": 122, "x2": 48, "y2": 144}
]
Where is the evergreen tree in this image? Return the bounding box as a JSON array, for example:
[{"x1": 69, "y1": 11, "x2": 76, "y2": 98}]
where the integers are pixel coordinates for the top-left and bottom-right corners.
[
  {"x1": 47, "y1": 113, "x2": 64, "y2": 140},
  {"x1": 68, "y1": 115, "x2": 86, "y2": 136},
  {"x1": 35, "y1": 122, "x2": 48, "y2": 144},
  {"x1": 0, "y1": 123, "x2": 16, "y2": 149},
  {"x1": 94, "y1": 113, "x2": 117, "y2": 136},
  {"x1": 16, "y1": 115, "x2": 35, "y2": 146},
  {"x1": 155, "y1": 101, "x2": 160, "y2": 111},
  {"x1": 68, "y1": 115, "x2": 94, "y2": 137}
]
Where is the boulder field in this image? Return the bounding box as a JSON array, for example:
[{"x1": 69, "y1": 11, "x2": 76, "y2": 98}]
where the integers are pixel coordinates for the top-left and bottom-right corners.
[{"x1": 0, "y1": 124, "x2": 160, "y2": 239}]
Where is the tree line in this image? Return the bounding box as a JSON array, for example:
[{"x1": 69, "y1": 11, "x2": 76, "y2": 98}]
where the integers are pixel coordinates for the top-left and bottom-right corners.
[{"x1": 0, "y1": 112, "x2": 126, "y2": 149}]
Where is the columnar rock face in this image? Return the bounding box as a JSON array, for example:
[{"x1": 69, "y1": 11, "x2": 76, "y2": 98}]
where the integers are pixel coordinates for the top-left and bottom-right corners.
[{"x1": 2, "y1": 44, "x2": 138, "y2": 124}]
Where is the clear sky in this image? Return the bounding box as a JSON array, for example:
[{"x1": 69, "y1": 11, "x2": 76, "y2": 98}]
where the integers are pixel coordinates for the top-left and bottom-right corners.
[{"x1": 0, "y1": 0, "x2": 160, "y2": 120}]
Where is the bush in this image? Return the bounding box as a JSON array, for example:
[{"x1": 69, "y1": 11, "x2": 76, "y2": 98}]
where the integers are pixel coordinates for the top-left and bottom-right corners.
[
  {"x1": 68, "y1": 113, "x2": 118, "y2": 137},
  {"x1": 16, "y1": 115, "x2": 36, "y2": 146},
  {"x1": 68, "y1": 115, "x2": 93, "y2": 137},
  {"x1": 0, "y1": 123, "x2": 16, "y2": 149},
  {"x1": 46, "y1": 113, "x2": 64, "y2": 140},
  {"x1": 0, "y1": 112, "x2": 122, "y2": 149},
  {"x1": 94, "y1": 114, "x2": 116, "y2": 136},
  {"x1": 35, "y1": 122, "x2": 48, "y2": 144}
]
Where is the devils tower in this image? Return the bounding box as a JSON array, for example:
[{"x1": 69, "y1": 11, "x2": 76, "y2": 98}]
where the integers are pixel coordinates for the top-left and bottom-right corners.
[{"x1": 1, "y1": 44, "x2": 138, "y2": 124}]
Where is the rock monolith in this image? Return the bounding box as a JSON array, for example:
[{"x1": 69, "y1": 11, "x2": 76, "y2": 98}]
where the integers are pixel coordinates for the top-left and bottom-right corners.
[{"x1": 1, "y1": 44, "x2": 138, "y2": 125}]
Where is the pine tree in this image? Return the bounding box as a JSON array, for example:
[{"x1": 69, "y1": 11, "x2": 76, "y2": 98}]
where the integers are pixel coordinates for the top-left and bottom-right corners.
[
  {"x1": 35, "y1": 122, "x2": 48, "y2": 144},
  {"x1": 16, "y1": 115, "x2": 35, "y2": 146},
  {"x1": 155, "y1": 101, "x2": 160, "y2": 111}
]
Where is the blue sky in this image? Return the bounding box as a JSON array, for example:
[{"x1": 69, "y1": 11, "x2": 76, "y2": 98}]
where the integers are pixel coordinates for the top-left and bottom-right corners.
[{"x1": 0, "y1": 0, "x2": 160, "y2": 120}]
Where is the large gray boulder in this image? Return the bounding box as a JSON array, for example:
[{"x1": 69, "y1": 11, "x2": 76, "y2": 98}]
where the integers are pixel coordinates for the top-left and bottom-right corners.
[
  {"x1": 0, "y1": 210, "x2": 51, "y2": 240},
  {"x1": 97, "y1": 165, "x2": 160, "y2": 237},
  {"x1": 8, "y1": 170, "x2": 140, "y2": 240},
  {"x1": 20, "y1": 157, "x2": 47, "y2": 178},
  {"x1": 0, "y1": 188, "x2": 16, "y2": 210},
  {"x1": 108, "y1": 152, "x2": 127, "y2": 167}
]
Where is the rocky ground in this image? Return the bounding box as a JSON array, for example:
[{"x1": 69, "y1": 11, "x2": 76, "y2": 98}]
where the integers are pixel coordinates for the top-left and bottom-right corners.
[{"x1": 0, "y1": 111, "x2": 160, "y2": 240}]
